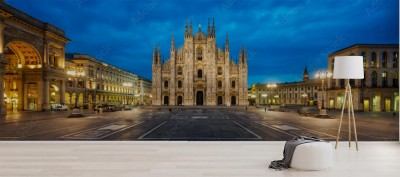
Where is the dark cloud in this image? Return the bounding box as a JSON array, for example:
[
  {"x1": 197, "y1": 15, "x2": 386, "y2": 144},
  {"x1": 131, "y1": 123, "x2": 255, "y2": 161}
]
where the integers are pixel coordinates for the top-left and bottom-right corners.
[{"x1": 7, "y1": 0, "x2": 399, "y2": 85}]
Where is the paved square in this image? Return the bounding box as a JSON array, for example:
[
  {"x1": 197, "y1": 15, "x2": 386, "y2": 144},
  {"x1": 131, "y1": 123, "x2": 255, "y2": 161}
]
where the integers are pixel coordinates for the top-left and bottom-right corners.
[{"x1": 0, "y1": 107, "x2": 398, "y2": 141}]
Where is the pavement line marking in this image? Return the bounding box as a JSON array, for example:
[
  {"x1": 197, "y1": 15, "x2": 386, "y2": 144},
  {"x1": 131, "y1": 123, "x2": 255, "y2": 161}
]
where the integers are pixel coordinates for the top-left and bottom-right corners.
[
  {"x1": 60, "y1": 121, "x2": 145, "y2": 140},
  {"x1": 22, "y1": 124, "x2": 91, "y2": 138},
  {"x1": 99, "y1": 125, "x2": 127, "y2": 130},
  {"x1": 277, "y1": 122, "x2": 344, "y2": 139},
  {"x1": 255, "y1": 121, "x2": 297, "y2": 137},
  {"x1": 271, "y1": 125, "x2": 300, "y2": 130},
  {"x1": 233, "y1": 121, "x2": 262, "y2": 139},
  {"x1": 192, "y1": 116, "x2": 208, "y2": 119},
  {"x1": 97, "y1": 121, "x2": 145, "y2": 139},
  {"x1": 138, "y1": 121, "x2": 167, "y2": 139},
  {"x1": 59, "y1": 119, "x2": 122, "y2": 139}
]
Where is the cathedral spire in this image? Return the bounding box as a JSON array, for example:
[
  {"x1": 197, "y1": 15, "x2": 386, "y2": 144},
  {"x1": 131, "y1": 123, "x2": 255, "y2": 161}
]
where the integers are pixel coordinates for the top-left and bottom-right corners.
[
  {"x1": 211, "y1": 18, "x2": 215, "y2": 38},
  {"x1": 303, "y1": 66, "x2": 309, "y2": 81},
  {"x1": 243, "y1": 47, "x2": 247, "y2": 64},
  {"x1": 157, "y1": 44, "x2": 161, "y2": 64},
  {"x1": 171, "y1": 32, "x2": 175, "y2": 52},
  {"x1": 189, "y1": 18, "x2": 193, "y2": 37},
  {"x1": 185, "y1": 18, "x2": 188, "y2": 38},
  {"x1": 153, "y1": 44, "x2": 158, "y2": 64},
  {"x1": 239, "y1": 46, "x2": 243, "y2": 64},
  {"x1": 207, "y1": 18, "x2": 210, "y2": 37},
  {"x1": 225, "y1": 32, "x2": 229, "y2": 51}
]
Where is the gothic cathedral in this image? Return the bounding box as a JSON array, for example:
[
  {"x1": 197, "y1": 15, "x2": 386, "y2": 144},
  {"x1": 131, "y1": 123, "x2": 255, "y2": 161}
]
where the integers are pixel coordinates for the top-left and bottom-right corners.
[{"x1": 152, "y1": 19, "x2": 248, "y2": 106}]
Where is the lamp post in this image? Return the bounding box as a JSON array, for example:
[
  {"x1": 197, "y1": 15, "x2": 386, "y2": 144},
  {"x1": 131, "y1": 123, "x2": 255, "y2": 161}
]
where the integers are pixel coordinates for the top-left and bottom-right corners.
[{"x1": 315, "y1": 71, "x2": 332, "y2": 117}]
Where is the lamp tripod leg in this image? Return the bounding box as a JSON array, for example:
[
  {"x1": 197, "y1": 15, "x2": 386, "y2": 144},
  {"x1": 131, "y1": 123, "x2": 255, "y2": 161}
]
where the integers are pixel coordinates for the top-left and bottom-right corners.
[
  {"x1": 348, "y1": 85, "x2": 352, "y2": 147},
  {"x1": 335, "y1": 84, "x2": 348, "y2": 149},
  {"x1": 349, "y1": 85, "x2": 359, "y2": 151}
]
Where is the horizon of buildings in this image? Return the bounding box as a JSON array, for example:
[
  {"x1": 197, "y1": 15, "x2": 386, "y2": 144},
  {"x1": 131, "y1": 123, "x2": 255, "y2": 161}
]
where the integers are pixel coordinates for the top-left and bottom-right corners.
[
  {"x1": 0, "y1": 2, "x2": 151, "y2": 115},
  {"x1": 249, "y1": 44, "x2": 399, "y2": 112},
  {"x1": 0, "y1": 2, "x2": 398, "y2": 114}
]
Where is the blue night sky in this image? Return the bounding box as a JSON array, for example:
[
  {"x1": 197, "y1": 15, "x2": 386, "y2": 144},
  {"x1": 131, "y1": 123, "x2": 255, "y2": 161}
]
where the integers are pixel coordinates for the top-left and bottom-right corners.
[{"x1": 6, "y1": 0, "x2": 399, "y2": 85}]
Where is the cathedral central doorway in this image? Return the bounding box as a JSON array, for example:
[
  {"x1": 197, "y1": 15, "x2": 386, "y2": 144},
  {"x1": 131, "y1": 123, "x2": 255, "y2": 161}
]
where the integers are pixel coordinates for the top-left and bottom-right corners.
[
  {"x1": 196, "y1": 91, "x2": 203, "y2": 105},
  {"x1": 217, "y1": 96, "x2": 223, "y2": 105},
  {"x1": 163, "y1": 96, "x2": 169, "y2": 105},
  {"x1": 177, "y1": 96, "x2": 183, "y2": 105},
  {"x1": 231, "y1": 96, "x2": 236, "y2": 106}
]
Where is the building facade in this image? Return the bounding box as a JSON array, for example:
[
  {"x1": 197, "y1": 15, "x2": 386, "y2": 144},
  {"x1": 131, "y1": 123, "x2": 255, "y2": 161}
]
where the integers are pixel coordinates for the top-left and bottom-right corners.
[
  {"x1": 152, "y1": 19, "x2": 248, "y2": 106},
  {"x1": 1, "y1": 3, "x2": 69, "y2": 114},
  {"x1": 326, "y1": 44, "x2": 399, "y2": 112},
  {"x1": 138, "y1": 76, "x2": 152, "y2": 105},
  {"x1": 0, "y1": 2, "x2": 153, "y2": 114},
  {"x1": 250, "y1": 67, "x2": 322, "y2": 106},
  {"x1": 65, "y1": 54, "x2": 140, "y2": 109}
]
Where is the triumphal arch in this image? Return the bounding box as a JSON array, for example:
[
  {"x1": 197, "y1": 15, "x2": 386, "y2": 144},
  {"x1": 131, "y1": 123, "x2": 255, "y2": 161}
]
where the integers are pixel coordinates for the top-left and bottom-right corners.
[{"x1": 0, "y1": 3, "x2": 69, "y2": 114}]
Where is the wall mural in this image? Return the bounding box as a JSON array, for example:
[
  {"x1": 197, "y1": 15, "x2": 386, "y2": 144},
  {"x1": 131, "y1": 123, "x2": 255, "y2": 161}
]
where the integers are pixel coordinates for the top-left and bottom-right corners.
[{"x1": 0, "y1": 1, "x2": 398, "y2": 141}]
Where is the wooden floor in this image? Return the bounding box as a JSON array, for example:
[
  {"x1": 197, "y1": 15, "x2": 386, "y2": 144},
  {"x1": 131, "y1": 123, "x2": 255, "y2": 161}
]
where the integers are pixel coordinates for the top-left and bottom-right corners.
[{"x1": 0, "y1": 141, "x2": 399, "y2": 177}]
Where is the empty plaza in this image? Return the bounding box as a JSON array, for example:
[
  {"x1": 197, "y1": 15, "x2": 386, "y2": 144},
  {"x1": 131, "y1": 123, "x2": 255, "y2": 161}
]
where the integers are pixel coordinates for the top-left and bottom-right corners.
[{"x1": 0, "y1": 107, "x2": 397, "y2": 141}]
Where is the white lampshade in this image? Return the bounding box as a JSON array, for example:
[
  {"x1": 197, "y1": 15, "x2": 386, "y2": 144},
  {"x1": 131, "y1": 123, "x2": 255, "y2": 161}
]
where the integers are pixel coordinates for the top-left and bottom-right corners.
[{"x1": 333, "y1": 56, "x2": 364, "y2": 79}]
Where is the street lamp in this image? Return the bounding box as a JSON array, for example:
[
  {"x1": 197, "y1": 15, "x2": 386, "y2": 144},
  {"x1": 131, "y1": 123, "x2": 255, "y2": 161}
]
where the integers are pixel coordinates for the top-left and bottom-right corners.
[{"x1": 315, "y1": 70, "x2": 332, "y2": 117}]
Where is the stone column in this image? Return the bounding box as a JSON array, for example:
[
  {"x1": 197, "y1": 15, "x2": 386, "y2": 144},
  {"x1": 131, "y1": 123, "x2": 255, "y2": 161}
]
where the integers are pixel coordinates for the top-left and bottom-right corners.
[
  {"x1": 60, "y1": 80, "x2": 65, "y2": 104},
  {"x1": 43, "y1": 40, "x2": 49, "y2": 65},
  {"x1": 0, "y1": 21, "x2": 8, "y2": 115},
  {"x1": 42, "y1": 78, "x2": 50, "y2": 111}
]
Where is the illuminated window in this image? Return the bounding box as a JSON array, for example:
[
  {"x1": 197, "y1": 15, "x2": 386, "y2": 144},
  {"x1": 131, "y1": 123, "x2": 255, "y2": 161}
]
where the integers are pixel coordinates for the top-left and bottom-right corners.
[
  {"x1": 361, "y1": 52, "x2": 366, "y2": 67},
  {"x1": 393, "y1": 52, "x2": 398, "y2": 68},
  {"x1": 382, "y1": 71, "x2": 387, "y2": 87},
  {"x1": 371, "y1": 52, "x2": 377, "y2": 68},
  {"x1": 382, "y1": 52, "x2": 387, "y2": 68}
]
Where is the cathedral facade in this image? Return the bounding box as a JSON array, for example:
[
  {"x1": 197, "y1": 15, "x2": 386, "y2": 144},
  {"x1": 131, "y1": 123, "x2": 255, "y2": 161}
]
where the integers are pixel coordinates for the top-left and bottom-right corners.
[{"x1": 152, "y1": 19, "x2": 248, "y2": 106}]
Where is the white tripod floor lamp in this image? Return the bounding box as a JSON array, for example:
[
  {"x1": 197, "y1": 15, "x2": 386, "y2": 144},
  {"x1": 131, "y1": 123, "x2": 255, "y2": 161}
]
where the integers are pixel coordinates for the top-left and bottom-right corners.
[{"x1": 333, "y1": 56, "x2": 364, "y2": 151}]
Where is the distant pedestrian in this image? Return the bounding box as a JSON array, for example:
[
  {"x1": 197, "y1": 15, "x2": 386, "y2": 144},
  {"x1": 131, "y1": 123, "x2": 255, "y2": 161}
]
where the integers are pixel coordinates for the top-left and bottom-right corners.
[
  {"x1": 265, "y1": 107, "x2": 267, "y2": 112},
  {"x1": 246, "y1": 107, "x2": 247, "y2": 111},
  {"x1": 169, "y1": 108, "x2": 172, "y2": 112}
]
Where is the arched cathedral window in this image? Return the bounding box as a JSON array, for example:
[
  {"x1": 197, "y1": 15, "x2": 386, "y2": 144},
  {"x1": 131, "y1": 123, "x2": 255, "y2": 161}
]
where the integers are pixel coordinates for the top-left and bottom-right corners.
[
  {"x1": 177, "y1": 66, "x2": 182, "y2": 75},
  {"x1": 178, "y1": 80, "x2": 182, "y2": 88},
  {"x1": 218, "y1": 81, "x2": 222, "y2": 88},
  {"x1": 197, "y1": 47, "x2": 203, "y2": 60},
  {"x1": 198, "y1": 69, "x2": 203, "y2": 78},
  {"x1": 164, "y1": 80, "x2": 168, "y2": 88},
  {"x1": 231, "y1": 81, "x2": 236, "y2": 88},
  {"x1": 217, "y1": 67, "x2": 222, "y2": 75}
]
